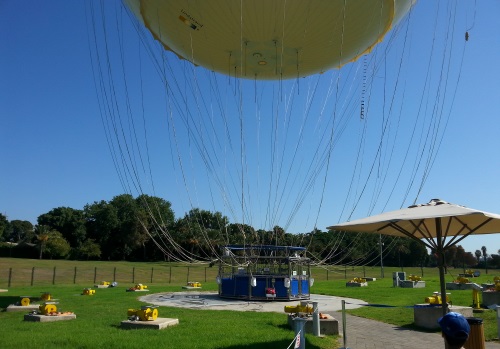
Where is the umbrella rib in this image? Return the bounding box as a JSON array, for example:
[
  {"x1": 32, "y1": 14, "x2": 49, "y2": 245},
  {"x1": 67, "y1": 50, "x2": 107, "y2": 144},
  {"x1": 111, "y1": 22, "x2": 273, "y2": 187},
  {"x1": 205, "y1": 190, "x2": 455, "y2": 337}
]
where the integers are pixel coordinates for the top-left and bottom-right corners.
[
  {"x1": 443, "y1": 217, "x2": 494, "y2": 249},
  {"x1": 403, "y1": 220, "x2": 437, "y2": 248},
  {"x1": 443, "y1": 217, "x2": 469, "y2": 248},
  {"x1": 418, "y1": 238, "x2": 435, "y2": 251},
  {"x1": 388, "y1": 222, "x2": 435, "y2": 250},
  {"x1": 442, "y1": 217, "x2": 454, "y2": 246},
  {"x1": 454, "y1": 216, "x2": 493, "y2": 234},
  {"x1": 409, "y1": 220, "x2": 438, "y2": 249},
  {"x1": 444, "y1": 233, "x2": 469, "y2": 249},
  {"x1": 415, "y1": 220, "x2": 434, "y2": 240}
]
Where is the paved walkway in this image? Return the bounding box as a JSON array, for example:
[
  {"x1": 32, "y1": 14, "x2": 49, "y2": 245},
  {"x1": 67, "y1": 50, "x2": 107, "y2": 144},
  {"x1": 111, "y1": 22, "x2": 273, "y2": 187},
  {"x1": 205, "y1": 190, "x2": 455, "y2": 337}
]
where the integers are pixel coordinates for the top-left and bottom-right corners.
[
  {"x1": 328, "y1": 310, "x2": 500, "y2": 349},
  {"x1": 141, "y1": 291, "x2": 500, "y2": 348}
]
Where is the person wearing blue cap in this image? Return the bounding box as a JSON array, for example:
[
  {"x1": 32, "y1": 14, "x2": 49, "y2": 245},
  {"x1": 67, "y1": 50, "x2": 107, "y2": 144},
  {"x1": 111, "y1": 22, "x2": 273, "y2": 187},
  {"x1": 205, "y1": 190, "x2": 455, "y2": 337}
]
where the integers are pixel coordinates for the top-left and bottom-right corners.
[{"x1": 438, "y1": 312, "x2": 471, "y2": 349}]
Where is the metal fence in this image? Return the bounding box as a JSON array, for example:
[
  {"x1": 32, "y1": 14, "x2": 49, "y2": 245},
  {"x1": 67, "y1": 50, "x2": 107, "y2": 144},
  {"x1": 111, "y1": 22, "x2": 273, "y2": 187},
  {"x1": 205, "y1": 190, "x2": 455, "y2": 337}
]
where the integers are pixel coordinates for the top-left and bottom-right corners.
[
  {"x1": 0, "y1": 261, "x2": 435, "y2": 288},
  {"x1": 1, "y1": 264, "x2": 220, "y2": 287}
]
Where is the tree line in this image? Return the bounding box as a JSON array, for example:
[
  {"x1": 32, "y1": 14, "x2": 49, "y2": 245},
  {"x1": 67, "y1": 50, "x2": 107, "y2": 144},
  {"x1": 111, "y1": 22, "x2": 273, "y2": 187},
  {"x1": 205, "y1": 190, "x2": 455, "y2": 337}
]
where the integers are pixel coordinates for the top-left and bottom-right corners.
[{"x1": 0, "y1": 193, "x2": 496, "y2": 269}]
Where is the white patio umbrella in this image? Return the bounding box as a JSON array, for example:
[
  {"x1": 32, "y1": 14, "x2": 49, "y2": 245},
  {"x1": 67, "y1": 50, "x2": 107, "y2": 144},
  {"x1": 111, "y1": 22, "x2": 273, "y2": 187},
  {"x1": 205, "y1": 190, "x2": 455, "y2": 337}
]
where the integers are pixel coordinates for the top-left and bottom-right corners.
[{"x1": 327, "y1": 199, "x2": 500, "y2": 315}]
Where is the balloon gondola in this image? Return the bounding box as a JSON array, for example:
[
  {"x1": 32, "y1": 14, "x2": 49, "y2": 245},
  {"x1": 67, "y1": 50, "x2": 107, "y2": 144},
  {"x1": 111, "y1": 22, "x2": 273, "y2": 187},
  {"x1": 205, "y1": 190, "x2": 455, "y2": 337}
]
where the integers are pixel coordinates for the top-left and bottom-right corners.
[{"x1": 217, "y1": 245, "x2": 311, "y2": 301}]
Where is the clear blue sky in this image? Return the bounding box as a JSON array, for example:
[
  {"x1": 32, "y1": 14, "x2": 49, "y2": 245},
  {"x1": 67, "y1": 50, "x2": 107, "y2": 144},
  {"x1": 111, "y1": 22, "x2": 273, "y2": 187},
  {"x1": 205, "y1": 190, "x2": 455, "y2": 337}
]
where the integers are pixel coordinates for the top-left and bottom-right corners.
[{"x1": 1, "y1": 0, "x2": 499, "y2": 256}]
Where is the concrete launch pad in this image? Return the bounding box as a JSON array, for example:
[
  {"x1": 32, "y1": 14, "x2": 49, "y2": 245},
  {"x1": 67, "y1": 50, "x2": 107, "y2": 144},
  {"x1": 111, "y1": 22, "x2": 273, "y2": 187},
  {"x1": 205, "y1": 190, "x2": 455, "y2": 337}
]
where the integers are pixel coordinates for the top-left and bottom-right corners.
[
  {"x1": 23, "y1": 313, "x2": 76, "y2": 322},
  {"x1": 139, "y1": 291, "x2": 366, "y2": 313},
  {"x1": 120, "y1": 317, "x2": 179, "y2": 330}
]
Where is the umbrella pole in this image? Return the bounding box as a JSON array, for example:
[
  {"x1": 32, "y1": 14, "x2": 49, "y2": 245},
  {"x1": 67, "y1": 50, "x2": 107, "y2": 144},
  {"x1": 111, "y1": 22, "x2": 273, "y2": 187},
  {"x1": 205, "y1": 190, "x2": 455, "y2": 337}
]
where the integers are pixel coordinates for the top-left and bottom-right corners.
[
  {"x1": 438, "y1": 248, "x2": 448, "y2": 316},
  {"x1": 436, "y1": 219, "x2": 448, "y2": 316}
]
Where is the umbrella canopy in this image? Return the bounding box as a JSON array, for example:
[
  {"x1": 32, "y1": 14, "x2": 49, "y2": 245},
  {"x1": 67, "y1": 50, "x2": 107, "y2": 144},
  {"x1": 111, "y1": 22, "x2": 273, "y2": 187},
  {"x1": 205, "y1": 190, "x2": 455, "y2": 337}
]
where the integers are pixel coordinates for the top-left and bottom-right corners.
[{"x1": 327, "y1": 199, "x2": 500, "y2": 315}]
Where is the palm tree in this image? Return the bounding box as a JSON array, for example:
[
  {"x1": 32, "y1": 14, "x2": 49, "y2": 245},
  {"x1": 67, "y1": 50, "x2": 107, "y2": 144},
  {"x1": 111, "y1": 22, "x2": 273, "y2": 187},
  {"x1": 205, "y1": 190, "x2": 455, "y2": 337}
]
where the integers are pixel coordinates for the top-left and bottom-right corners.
[
  {"x1": 475, "y1": 250, "x2": 482, "y2": 265},
  {"x1": 35, "y1": 225, "x2": 51, "y2": 259},
  {"x1": 481, "y1": 246, "x2": 488, "y2": 274},
  {"x1": 395, "y1": 239, "x2": 410, "y2": 271}
]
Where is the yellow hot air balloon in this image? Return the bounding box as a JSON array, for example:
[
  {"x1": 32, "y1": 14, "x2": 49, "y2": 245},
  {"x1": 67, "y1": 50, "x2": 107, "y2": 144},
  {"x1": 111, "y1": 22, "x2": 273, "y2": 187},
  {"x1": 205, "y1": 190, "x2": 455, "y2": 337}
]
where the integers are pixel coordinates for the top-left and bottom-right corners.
[{"x1": 124, "y1": 0, "x2": 416, "y2": 80}]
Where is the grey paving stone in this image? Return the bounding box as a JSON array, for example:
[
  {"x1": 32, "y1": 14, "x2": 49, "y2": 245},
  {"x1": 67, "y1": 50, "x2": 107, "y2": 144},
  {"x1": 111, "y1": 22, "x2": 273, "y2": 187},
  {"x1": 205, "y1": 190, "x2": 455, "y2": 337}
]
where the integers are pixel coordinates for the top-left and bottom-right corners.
[{"x1": 329, "y1": 311, "x2": 500, "y2": 349}]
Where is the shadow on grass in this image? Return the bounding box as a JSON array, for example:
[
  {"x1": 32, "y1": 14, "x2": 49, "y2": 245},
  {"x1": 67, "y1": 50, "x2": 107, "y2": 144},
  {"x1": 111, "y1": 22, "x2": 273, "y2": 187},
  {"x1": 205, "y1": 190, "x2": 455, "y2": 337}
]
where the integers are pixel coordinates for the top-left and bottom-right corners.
[
  {"x1": 273, "y1": 322, "x2": 291, "y2": 331},
  {"x1": 0, "y1": 295, "x2": 27, "y2": 309}
]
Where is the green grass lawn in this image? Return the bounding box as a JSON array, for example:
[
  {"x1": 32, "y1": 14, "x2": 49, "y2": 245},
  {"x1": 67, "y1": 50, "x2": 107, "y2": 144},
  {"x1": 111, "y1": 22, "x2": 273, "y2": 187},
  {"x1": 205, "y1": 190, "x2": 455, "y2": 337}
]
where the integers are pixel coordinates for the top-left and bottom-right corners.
[
  {"x1": 313, "y1": 272, "x2": 500, "y2": 342},
  {"x1": 1, "y1": 259, "x2": 499, "y2": 348},
  {"x1": 0, "y1": 283, "x2": 337, "y2": 349}
]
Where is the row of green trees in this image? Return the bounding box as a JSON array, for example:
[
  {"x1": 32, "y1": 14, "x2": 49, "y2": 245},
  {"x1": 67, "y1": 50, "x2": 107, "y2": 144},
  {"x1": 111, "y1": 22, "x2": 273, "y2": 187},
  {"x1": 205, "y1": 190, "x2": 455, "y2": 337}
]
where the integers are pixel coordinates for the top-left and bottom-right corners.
[
  {"x1": 0, "y1": 194, "x2": 174, "y2": 261},
  {"x1": 0, "y1": 194, "x2": 496, "y2": 269},
  {"x1": 473, "y1": 246, "x2": 499, "y2": 272}
]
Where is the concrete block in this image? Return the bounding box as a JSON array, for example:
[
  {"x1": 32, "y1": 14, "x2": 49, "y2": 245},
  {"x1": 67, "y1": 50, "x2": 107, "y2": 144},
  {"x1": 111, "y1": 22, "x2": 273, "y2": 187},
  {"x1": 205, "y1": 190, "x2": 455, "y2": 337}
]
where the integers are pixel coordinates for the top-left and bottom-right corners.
[
  {"x1": 446, "y1": 282, "x2": 476, "y2": 290},
  {"x1": 120, "y1": 317, "x2": 179, "y2": 330},
  {"x1": 95, "y1": 285, "x2": 110, "y2": 288},
  {"x1": 481, "y1": 283, "x2": 495, "y2": 290},
  {"x1": 287, "y1": 314, "x2": 339, "y2": 335},
  {"x1": 346, "y1": 282, "x2": 367, "y2": 287},
  {"x1": 482, "y1": 291, "x2": 500, "y2": 307},
  {"x1": 24, "y1": 313, "x2": 76, "y2": 322},
  {"x1": 400, "y1": 280, "x2": 426, "y2": 288},
  {"x1": 414, "y1": 305, "x2": 472, "y2": 330},
  {"x1": 6, "y1": 304, "x2": 39, "y2": 312}
]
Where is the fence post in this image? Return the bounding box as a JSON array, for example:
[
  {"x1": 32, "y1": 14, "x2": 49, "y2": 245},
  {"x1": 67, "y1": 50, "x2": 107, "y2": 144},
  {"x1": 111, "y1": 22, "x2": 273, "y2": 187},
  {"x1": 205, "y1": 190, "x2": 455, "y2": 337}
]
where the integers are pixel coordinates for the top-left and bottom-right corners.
[
  {"x1": 205, "y1": 267, "x2": 207, "y2": 282},
  {"x1": 312, "y1": 301, "x2": 320, "y2": 336},
  {"x1": 187, "y1": 266, "x2": 190, "y2": 282},
  {"x1": 341, "y1": 300, "x2": 350, "y2": 349},
  {"x1": 52, "y1": 266, "x2": 56, "y2": 285},
  {"x1": 344, "y1": 265, "x2": 347, "y2": 279},
  {"x1": 132, "y1": 267, "x2": 135, "y2": 283},
  {"x1": 94, "y1": 267, "x2": 97, "y2": 284},
  {"x1": 151, "y1": 267, "x2": 154, "y2": 283},
  {"x1": 496, "y1": 306, "x2": 500, "y2": 340},
  {"x1": 363, "y1": 265, "x2": 366, "y2": 277},
  {"x1": 169, "y1": 266, "x2": 172, "y2": 283},
  {"x1": 113, "y1": 267, "x2": 116, "y2": 282},
  {"x1": 73, "y1": 267, "x2": 77, "y2": 284},
  {"x1": 8, "y1": 267, "x2": 12, "y2": 287},
  {"x1": 31, "y1": 267, "x2": 35, "y2": 286},
  {"x1": 293, "y1": 317, "x2": 307, "y2": 349}
]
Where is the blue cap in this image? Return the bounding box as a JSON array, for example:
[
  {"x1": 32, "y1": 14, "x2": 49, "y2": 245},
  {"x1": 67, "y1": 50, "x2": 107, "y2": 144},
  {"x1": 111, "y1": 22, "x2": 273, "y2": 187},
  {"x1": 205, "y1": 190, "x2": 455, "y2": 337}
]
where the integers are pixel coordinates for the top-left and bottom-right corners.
[{"x1": 438, "y1": 312, "x2": 470, "y2": 341}]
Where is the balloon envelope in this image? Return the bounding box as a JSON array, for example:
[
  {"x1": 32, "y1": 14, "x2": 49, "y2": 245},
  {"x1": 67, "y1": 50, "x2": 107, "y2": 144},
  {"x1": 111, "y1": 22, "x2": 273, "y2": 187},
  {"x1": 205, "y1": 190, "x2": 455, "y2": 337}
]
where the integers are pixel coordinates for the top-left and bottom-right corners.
[{"x1": 125, "y1": 0, "x2": 416, "y2": 80}]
